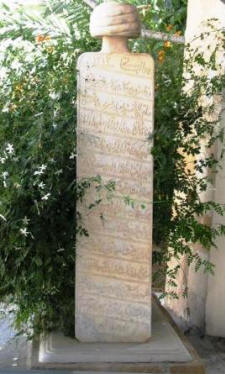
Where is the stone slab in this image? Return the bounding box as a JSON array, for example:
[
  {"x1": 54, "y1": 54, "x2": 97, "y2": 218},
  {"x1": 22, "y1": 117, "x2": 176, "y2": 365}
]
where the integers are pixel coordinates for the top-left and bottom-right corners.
[
  {"x1": 31, "y1": 297, "x2": 205, "y2": 373},
  {"x1": 76, "y1": 52, "x2": 154, "y2": 343}
]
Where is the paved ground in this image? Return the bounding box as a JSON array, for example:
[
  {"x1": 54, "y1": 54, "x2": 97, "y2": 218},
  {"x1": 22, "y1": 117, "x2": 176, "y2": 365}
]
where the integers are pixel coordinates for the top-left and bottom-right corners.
[
  {"x1": 189, "y1": 334, "x2": 225, "y2": 374},
  {"x1": 0, "y1": 310, "x2": 225, "y2": 373},
  {"x1": 0, "y1": 312, "x2": 29, "y2": 370}
]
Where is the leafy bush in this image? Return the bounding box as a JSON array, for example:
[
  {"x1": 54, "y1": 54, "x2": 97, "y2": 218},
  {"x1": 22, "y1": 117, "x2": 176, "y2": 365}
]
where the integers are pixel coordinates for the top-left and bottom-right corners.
[
  {"x1": 147, "y1": 21, "x2": 225, "y2": 291},
  {"x1": 0, "y1": 0, "x2": 100, "y2": 336},
  {"x1": 132, "y1": 2, "x2": 225, "y2": 291}
]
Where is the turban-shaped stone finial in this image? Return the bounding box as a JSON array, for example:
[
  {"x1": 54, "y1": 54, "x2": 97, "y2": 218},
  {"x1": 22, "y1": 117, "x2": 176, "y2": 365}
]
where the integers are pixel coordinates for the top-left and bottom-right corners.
[{"x1": 90, "y1": 1, "x2": 141, "y2": 39}]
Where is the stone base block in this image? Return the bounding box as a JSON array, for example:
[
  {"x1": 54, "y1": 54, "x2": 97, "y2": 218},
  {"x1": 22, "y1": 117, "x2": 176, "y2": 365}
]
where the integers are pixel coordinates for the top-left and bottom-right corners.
[{"x1": 31, "y1": 297, "x2": 205, "y2": 374}]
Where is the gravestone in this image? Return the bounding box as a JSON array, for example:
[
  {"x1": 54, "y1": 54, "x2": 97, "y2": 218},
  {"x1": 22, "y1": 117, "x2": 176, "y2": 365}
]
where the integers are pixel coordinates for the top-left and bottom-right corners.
[{"x1": 75, "y1": 1, "x2": 154, "y2": 342}]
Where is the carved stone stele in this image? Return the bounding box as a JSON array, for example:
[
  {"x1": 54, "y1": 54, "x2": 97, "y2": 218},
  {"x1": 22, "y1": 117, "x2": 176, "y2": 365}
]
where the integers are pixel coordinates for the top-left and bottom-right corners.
[{"x1": 75, "y1": 1, "x2": 154, "y2": 342}]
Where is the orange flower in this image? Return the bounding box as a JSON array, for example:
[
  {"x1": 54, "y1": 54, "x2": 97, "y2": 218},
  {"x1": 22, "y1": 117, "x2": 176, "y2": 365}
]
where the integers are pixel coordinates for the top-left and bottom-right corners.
[
  {"x1": 164, "y1": 40, "x2": 172, "y2": 48},
  {"x1": 174, "y1": 31, "x2": 182, "y2": 37},
  {"x1": 166, "y1": 24, "x2": 173, "y2": 32},
  {"x1": 36, "y1": 35, "x2": 51, "y2": 43},
  {"x1": 36, "y1": 35, "x2": 45, "y2": 43},
  {"x1": 15, "y1": 84, "x2": 23, "y2": 92},
  {"x1": 157, "y1": 50, "x2": 165, "y2": 63}
]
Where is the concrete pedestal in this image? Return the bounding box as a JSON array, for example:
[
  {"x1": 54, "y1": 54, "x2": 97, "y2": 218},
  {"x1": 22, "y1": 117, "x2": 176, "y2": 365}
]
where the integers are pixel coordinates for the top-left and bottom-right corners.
[{"x1": 31, "y1": 297, "x2": 205, "y2": 373}]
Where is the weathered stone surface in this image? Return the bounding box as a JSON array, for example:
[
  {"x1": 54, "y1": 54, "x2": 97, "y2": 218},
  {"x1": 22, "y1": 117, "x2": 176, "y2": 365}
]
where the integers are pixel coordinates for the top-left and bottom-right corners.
[
  {"x1": 90, "y1": 2, "x2": 141, "y2": 39},
  {"x1": 75, "y1": 51, "x2": 154, "y2": 342},
  {"x1": 37, "y1": 300, "x2": 193, "y2": 368}
]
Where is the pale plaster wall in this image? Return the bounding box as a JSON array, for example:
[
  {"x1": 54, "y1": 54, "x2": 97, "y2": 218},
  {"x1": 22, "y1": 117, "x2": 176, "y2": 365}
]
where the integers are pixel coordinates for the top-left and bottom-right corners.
[
  {"x1": 166, "y1": 0, "x2": 225, "y2": 335},
  {"x1": 206, "y1": 104, "x2": 225, "y2": 336}
]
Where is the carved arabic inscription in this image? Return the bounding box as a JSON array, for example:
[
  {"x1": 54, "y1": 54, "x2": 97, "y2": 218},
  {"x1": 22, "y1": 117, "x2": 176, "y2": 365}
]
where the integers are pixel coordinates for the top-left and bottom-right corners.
[{"x1": 76, "y1": 52, "x2": 154, "y2": 342}]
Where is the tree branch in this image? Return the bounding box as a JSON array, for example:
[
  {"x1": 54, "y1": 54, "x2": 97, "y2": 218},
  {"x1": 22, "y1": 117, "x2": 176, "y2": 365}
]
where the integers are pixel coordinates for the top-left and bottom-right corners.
[{"x1": 141, "y1": 28, "x2": 185, "y2": 44}]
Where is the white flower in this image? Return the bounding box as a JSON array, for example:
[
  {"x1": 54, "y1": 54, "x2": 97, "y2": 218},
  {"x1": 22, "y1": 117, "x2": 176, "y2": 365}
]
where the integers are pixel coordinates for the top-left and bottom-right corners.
[
  {"x1": 34, "y1": 170, "x2": 42, "y2": 176},
  {"x1": 6, "y1": 143, "x2": 14, "y2": 154},
  {"x1": 11, "y1": 60, "x2": 23, "y2": 73},
  {"x1": 14, "y1": 183, "x2": 21, "y2": 189},
  {"x1": 61, "y1": 52, "x2": 68, "y2": 61},
  {"x1": 25, "y1": 54, "x2": 34, "y2": 64},
  {"x1": 22, "y1": 216, "x2": 30, "y2": 225},
  {"x1": 34, "y1": 164, "x2": 47, "y2": 176},
  {"x1": 49, "y1": 91, "x2": 60, "y2": 100},
  {"x1": 0, "y1": 214, "x2": 6, "y2": 222},
  {"x1": 2, "y1": 171, "x2": 9, "y2": 179},
  {"x1": 2, "y1": 104, "x2": 10, "y2": 113},
  {"x1": 0, "y1": 67, "x2": 8, "y2": 81},
  {"x1": 41, "y1": 164, "x2": 47, "y2": 171},
  {"x1": 55, "y1": 169, "x2": 63, "y2": 175},
  {"x1": 38, "y1": 182, "x2": 45, "y2": 189},
  {"x1": 0, "y1": 157, "x2": 6, "y2": 164},
  {"x1": 40, "y1": 164, "x2": 47, "y2": 171},
  {"x1": 208, "y1": 70, "x2": 217, "y2": 80},
  {"x1": 69, "y1": 152, "x2": 77, "y2": 159},
  {"x1": 20, "y1": 228, "x2": 29, "y2": 237},
  {"x1": 42, "y1": 193, "x2": 50, "y2": 201}
]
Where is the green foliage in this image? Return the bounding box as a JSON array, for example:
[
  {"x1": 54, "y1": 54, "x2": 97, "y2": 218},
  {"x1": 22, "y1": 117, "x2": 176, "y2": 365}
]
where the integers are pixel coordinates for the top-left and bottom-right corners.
[
  {"x1": 128, "y1": 0, "x2": 187, "y2": 33},
  {"x1": 148, "y1": 21, "x2": 225, "y2": 291},
  {"x1": 0, "y1": 0, "x2": 225, "y2": 336},
  {"x1": 0, "y1": 0, "x2": 109, "y2": 336}
]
